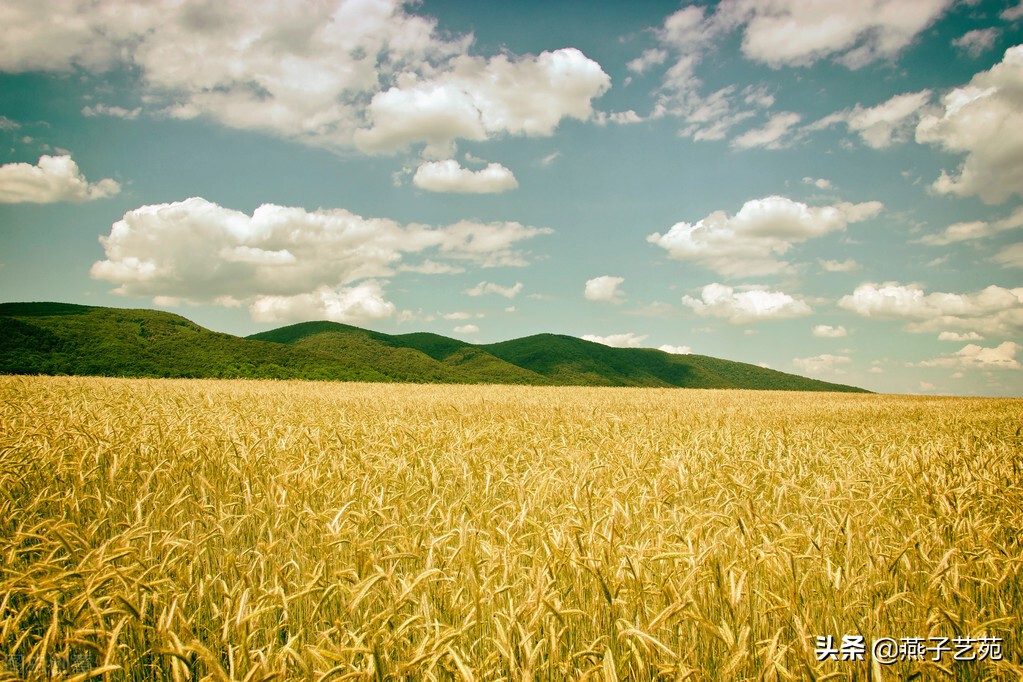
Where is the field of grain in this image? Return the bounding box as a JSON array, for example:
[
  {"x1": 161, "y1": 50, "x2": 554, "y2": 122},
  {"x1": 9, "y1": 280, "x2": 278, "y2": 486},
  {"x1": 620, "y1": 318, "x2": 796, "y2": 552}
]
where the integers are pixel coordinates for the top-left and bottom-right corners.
[{"x1": 1, "y1": 376, "x2": 1020, "y2": 680}]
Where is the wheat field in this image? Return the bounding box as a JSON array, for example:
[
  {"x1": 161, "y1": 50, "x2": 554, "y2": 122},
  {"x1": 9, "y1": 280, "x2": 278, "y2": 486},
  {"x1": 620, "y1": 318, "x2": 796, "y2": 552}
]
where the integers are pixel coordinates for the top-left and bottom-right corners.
[{"x1": 1, "y1": 375, "x2": 1020, "y2": 680}]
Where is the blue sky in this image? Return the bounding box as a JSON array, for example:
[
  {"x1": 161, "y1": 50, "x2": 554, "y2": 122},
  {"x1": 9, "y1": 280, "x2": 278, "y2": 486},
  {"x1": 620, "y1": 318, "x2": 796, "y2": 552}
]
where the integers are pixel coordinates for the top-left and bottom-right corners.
[{"x1": 1, "y1": 0, "x2": 1021, "y2": 396}]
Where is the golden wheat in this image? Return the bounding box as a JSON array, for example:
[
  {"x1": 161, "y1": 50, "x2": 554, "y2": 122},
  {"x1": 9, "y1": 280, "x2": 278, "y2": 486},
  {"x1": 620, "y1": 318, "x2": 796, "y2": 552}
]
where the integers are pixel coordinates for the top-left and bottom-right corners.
[{"x1": 1, "y1": 375, "x2": 1020, "y2": 680}]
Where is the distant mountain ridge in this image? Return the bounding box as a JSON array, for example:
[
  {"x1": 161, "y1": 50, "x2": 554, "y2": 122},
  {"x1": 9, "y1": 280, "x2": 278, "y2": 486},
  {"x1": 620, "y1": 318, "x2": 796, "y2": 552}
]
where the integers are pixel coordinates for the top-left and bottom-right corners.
[{"x1": 0, "y1": 302, "x2": 870, "y2": 392}]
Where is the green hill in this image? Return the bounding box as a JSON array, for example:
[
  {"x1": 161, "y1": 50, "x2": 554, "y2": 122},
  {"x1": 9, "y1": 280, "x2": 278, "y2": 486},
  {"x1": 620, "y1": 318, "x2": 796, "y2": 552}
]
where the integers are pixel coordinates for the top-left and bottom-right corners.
[
  {"x1": 0, "y1": 302, "x2": 869, "y2": 392},
  {"x1": 480, "y1": 334, "x2": 861, "y2": 391}
]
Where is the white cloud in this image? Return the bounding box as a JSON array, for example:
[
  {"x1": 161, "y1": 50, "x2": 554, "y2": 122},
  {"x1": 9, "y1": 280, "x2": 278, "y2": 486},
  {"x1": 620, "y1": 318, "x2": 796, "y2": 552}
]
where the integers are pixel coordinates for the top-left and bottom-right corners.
[
  {"x1": 952, "y1": 28, "x2": 1000, "y2": 57},
  {"x1": 647, "y1": 195, "x2": 882, "y2": 277},
  {"x1": 412, "y1": 159, "x2": 518, "y2": 193},
  {"x1": 627, "y1": 48, "x2": 668, "y2": 74},
  {"x1": 0, "y1": 2, "x2": 609, "y2": 155},
  {"x1": 81, "y1": 103, "x2": 141, "y2": 119},
  {"x1": 641, "y1": 8, "x2": 770, "y2": 143},
  {"x1": 681, "y1": 283, "x2": 812, "y2": 324},
  {"x1": 993, "y1": 242, "x2": 1023, "y2": 268},
  {"x1": 2, "y1": 1, "x2": 468, "y2": 150},
  {"x1": 656, "y1": 6, "x2": 712, "y2": 53},
  {"x1": 441, "y1": 312, "x2": 473, "y2": 320},
  {"x1": 811, "y1": 90, "x2": 933, "y2": 148},
  {"x1": 584, "y1": 275, "x2": 625, "y2": 303},
  {"x1": 938, "y1": 331, "x2": 983, "y2": 341},
  {"x1": 813, "y1": 324, "x2": 848, "y2": 338},
  {"x1": 639, "y1": 0, "x2": 947, "y2": 145},
  {"x1": 399, "y1": 260, "x2": 465, "y2": 275},
  {"x1": 250, "y1": 282, "x2": 395, "y2": 324},
  {"x1": 582, "y1": 333, "x2": 648, "y2": 348},
  {"x1": 658, "y1": 344, "x2": 692, "y2": 354},
  {"x1": 0, "y1": 155, "x2": 120, "y2": 203},
  {"x1": 435, "y1": 220, "x2": 553, "y2": 268},
  {"x1": 595, "y1": 110, "x2": 645, "y2": 125},
  {"x1": 91, "y1": 198, "x2": 549, "y2": 313},
  {"x1": 465, "y1": 281, "x2": 523, "y2": 298},
  {"x1": 354, "y1": 48, "x2": 610, "y2": 156},
  {"x1": 819, "y1": 258, "x2": 860, "y2": 272},
  {"x1": 838, "y1": 282, "x2": 1023, "y2": 337},
  {"x1": 919, "y1": 206, "x2": 1023, "y2": 245},
  {"x1": 803, "y1": 176, "x2": 833, "y2": 189},
  {"x1": 916, "y1": 45, "x2": 1023, "y2": 204},
  {"x1": 722, "y1": 0, "x2": 952, "y2": 69},
  {"x1": 731, "y1": 112, "x2": 801, "y2": 149},
  {"x1": 453, "y1": 324, "x2": 479, "y2": 334},
  {"x1": 919, "y1": 342, "x2": 1022, "y2": 369},
  {"x1": 1005, "y1": 2, "x2": 1023, "y2": 21},
  {"x1": 540, "y1": 151, "x2": 562, "y2": 167},
  {"x1": 793, "y1": 354, "x2": 852, "y2": 375}
]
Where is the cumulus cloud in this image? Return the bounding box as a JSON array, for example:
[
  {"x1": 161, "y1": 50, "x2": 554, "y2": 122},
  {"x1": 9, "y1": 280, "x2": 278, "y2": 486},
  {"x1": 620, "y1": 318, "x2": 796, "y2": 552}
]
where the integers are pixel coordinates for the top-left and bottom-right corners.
[
  {"x1": 721, "y1": 0, "x2": 952, "y2": 69},
  {"x1": 81, "y1": 103, "x2": 141, "y2": 119},
  {"x1": 595, "y1": 110, "x2": 644, "y2": 125},
  {"x1": 838, "y1": 281, "x2": 1023, "y2": 337},
  {"x1": 354, "y1": 48, "x2": 610, "y2": 156},
  {"x1": 90, "y1": 198, "x2": 549, "y2": 317},
  {"x1": 412, "y1": 159, "x2": 518, "y2": 193},
  {"x1": 647, "y1": 195, "x2": 882, "y2": 277},
  {"x1": 0, "y1": 1, "x2": 609, "y2": 155},
  {"x1": 453, "y1": 324, "x2": 479, "y2": 334},
  {"x1": 919, "y1": 205, "x2": 1023, "y2": 245},
  {"x1": 681, "y1": 283, "x2": 812, "y2": 324},
  {"x1": 250, "y1": 282, "x2": 394, "y2": 324},
  {"x1": 952, "y1": 28, "x2": 999, "y2": 58},
  {"x1": 584, "y1": 275, "x2": 625, "y2": 303},
  {"x1": 658, "y1": 344, "x2": 692, "y2": 354},
  {"x1": 938, "y1": 331, "x2": 983, "y2": 341},
  {"x1": 813, "y1": 324, "x2": 848, "y2": 338},
  {"x1": 465, "y1": 281, "x2": 523, "y2": 298},
  {"x1": 0, "y1": 155, "x2": 120, "y2": 203},
  {"x1": 810, "y1": 90, "x2": 933, "y2": 148},
  {"x1": 819, "y1": 258, "x2": 860, "y2": 272},
  {"x1": 803, "y1": 177, "x2": 833, "y2": 189},
  {"x1": 731, "y1": 112, "x2": 801, "y2": 149},
  {"x1": 793, "y1": 354, "x2": 852, "y2": 374},
  {"x1": 582, "y1": 333, "x2": 648, "y2": 348},
  {"x1": 918, "y1": 341, "x2": 1021, "y2": 369},
  {"x1": 916, "y1": 45, "x2": 1023, "y2": 204}
]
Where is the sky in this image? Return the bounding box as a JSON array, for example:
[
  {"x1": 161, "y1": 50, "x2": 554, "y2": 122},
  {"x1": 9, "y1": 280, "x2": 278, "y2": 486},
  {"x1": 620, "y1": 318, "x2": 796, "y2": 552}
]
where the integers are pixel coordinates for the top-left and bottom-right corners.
[{"x1": 0, "y1": 0, "x2": 1022, "y2": 397}]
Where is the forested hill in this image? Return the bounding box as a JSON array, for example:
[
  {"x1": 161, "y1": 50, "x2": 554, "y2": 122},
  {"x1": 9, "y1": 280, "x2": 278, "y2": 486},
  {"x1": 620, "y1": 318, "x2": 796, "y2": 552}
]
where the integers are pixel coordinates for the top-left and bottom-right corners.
[{"x1": 1, "y1": 302, "x2": 869, "y2": 392}]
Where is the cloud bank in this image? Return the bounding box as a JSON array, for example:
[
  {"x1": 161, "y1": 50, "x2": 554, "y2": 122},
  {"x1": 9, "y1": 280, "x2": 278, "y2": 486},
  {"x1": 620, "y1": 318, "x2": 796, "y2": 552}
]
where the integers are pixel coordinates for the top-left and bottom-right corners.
[
  {"x1": 91, "y1": 198, "x2": 550, "y2": 320},
  {"x1": 0, "y1": 1, "x2": 610, "y2": 155}
]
